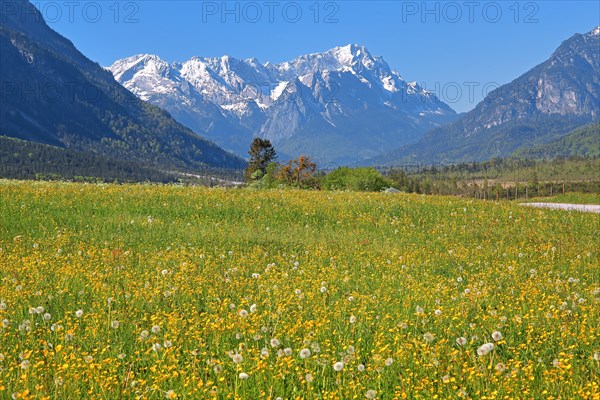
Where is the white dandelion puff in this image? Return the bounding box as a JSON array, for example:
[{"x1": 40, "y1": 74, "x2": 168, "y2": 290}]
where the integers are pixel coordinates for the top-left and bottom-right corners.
[
  {"x1": 456, "y1": 337, "x2": 467, "y2": 346},
  {"x1": 232, "y1": 353, "x2": 243, "y2": 364},
  {"x1": 299, "y1": 348, "x2": 311, "y2": 359},
  {"x1": 477, "y1": 343, "x2": 494, "y2": 356},
  {"x1": 333, "y1": 361, "x2": 344, "y2": 371}
]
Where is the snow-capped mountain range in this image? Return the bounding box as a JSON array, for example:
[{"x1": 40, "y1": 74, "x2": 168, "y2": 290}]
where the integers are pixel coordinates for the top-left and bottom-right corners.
[{"x1": 110, "y1": 45, "x2": 458, "y2": 163}]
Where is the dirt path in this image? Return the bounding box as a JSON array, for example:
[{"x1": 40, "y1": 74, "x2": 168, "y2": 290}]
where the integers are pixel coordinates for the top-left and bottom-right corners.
[{"x1": 521, "y1": 203, "x2": 600, "y2": 214}]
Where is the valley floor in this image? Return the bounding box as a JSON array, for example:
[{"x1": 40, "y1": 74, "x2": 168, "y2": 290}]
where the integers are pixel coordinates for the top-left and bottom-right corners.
[{"x1": 0, "y1": 181, "x2": 598, "y2": 399}]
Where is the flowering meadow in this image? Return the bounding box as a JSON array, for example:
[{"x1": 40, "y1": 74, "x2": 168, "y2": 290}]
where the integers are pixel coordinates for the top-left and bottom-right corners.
[{"x1": 0, "y1": 181, "x2": 598, "y2": 399}]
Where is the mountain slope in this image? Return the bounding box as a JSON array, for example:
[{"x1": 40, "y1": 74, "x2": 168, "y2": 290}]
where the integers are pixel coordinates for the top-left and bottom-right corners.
[
  {"x1": 110, "y1": 45, "x2": 458, "y2": 164},
  {"x1": 0, "y1": 0, "x2": 244, "y2": 170},
  {"x1": 512, "y1": 123, "x2": 600, "y2": 159},
  {"x1": 371, "y1": 27, "x2": 600, "y2": 165}
]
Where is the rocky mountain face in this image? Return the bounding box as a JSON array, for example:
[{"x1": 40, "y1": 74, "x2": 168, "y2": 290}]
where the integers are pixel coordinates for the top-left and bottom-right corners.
[
  {"x1": 110, "y1": 45, "x2": 457, "y2": 164},
  {"x1": 370, "y1": 27, "x2": 600, "y2": 165},
  {"x1": 0, "y1": 0, "x2": 244, "y2": 170}
]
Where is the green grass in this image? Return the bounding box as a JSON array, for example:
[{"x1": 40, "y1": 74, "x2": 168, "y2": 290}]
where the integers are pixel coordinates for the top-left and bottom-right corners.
[
  {"x1": 0, "y1": 180, "x2": 598, "y2": 399},
  {"x1": 522, "y1": 193, "x2": 600, "y2": 205}
]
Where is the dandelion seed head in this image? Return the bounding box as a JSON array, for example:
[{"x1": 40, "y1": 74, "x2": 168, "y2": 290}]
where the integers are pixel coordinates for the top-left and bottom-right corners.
[
  {"x1": 299, "y1": 348, "x2": 311, "y2": 359},
  {"x1": 232, "y1": 353, "x2": 243, "y2": 364},
  {"x1": 333, "y1": 361, "x2": 344, "y2": 371},
  {"x1": 477, "y1": 343, "x2": 494, "y2": 356}
]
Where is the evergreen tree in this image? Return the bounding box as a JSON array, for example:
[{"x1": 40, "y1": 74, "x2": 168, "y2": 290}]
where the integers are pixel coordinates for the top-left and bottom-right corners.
[{"x1": 245, "y1": 139, "x2": 277, "y2": 181}]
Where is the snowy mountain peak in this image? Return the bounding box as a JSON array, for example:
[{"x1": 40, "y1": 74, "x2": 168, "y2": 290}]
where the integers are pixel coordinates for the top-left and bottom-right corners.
[
  {"x1": 589, "y1": 26, "x2": 600, "y2": 36},
  {"x1": 109, "y1": 54, "x2": 169, "y2": 82},
  {"x1": 330, "y1": 44, "x2": 371, "y2": 61},
  {"x1": 109, "y1": 46, "x2": 457, "y2": 163}
]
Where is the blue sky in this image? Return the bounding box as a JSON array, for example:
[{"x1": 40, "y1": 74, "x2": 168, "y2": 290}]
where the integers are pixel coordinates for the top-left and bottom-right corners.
[{"x1": 36, "y1": 0, "x2": 599, "y2": 112}]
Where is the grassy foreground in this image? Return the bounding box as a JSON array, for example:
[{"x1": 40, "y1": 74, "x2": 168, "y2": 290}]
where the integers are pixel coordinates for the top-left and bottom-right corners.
[{"x1": 0, "y1": 181, "x2": 598, "y2": 399}]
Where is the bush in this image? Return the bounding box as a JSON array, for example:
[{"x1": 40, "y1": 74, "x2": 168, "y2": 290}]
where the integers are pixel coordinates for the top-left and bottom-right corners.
[{"x1": 322, "y1": 167, "x2": 392, "y2": 192}]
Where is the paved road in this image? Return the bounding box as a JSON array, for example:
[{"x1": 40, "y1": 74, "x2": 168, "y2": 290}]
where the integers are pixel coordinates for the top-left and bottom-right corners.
[{"x1": 521, "y1": 203, "x2": 600, "y2": 214}]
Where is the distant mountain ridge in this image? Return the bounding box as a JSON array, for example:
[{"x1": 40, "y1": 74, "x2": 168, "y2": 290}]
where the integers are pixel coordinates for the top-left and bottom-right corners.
[
  {"x1": 110, "y1": 45, "x2": 458, "y2": 164},
  {"x1": 369, "y1": 27, "x2": 600, "y2": 165},
  {"x1": 0, "y1": 0, "x2": 244, "y2": 171}
]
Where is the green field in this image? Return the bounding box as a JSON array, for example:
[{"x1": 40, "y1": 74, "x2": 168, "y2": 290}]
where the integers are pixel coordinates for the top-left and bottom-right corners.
[
  {"x1": 0, "y1": 181, "x2": 598, "y2": 399},
  {"x1": 522, "y1": 193, "x2": 600, "y2": 205}
]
